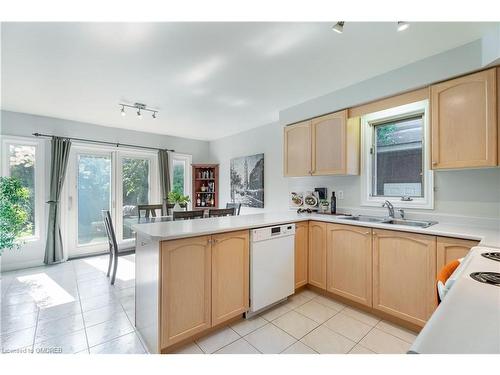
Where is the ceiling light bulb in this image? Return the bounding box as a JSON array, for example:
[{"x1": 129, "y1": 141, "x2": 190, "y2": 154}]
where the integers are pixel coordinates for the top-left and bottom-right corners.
[
  {"x1": 137, "y1": 109, "x2": 142, "y2": 119},
  {"x1": 152, "y1": 112, "x2": 157, "y2": 119},
  {"x1": 121, "y1": 106, "x2": 126, "y2": 116},
  {"x1": 332, "y1": 21, "x2": 344, "y2": 34},
  {"x1": 397, "y1": 21, "x2": 409, "y2": 32}
]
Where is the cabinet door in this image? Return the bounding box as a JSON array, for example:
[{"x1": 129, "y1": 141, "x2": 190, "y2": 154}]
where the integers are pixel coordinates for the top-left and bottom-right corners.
[
  {"x1": 295, "y1": 221, "x2": 309, "y2": 289},
  {"x1": 431, "y1": 68, "x2": 497, "y2": 169},
  {"x1": 283, "y1": 121, "x2": 312, "y2": 176},
  {"x1": 373, "y1": 229, "x2": 436, "y2": 327},
  {"x1": 160, "y1": 236, "x2": 212, "y2": 348},
  {"x1": 437, "y1": 237, "x2": 479, "y2": 271},
  {"x1": 312, "y1": 110, "x2": 346, "y2": 175},
  {"x1": 326, "y1": 224, "x2": 372, "y2": 306},
  {"x1": 211, "y1": 230, "x2": 249, "y2": 326},
  {"x1": 308, "y1": 221, "x2": 327, "y2": 290}
]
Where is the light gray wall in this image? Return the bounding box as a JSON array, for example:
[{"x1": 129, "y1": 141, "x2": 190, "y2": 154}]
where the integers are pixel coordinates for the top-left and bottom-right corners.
[
  {"x1": 0, "y1": 110, "x2": 210, "y2": 162},
  {"x1": 209, "y1": 38, "x2": 500, "y2": 221}
]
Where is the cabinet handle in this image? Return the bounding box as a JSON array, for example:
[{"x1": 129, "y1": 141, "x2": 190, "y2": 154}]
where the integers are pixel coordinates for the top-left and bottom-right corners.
[
  {"x1": 432, "y1": 161, "x2": 437, "y2": 166},
  {"x1": 364, "y1": 232, "x2": 370, "y2": 235}
]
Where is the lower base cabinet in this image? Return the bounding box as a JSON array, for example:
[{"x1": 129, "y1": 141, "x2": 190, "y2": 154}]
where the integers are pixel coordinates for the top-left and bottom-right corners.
[
  {"x1": 437, "y1": 236, "x2": 479, "y2": 271},
  {"x1": 294, "y1": 221, "x2": 309, "y2": 289},
  {"x1": 326, "y1": 224, "x2": 372, "y2": 306},
  {"x1": 160, "y1": 230, "x2": 249, "y2": 349},
  {"x1": 372, "y1": 229, "x2": 437, "y2": 327},
  {"x1": 308, "y1": 221, "x2": 327, "y2": 290}
]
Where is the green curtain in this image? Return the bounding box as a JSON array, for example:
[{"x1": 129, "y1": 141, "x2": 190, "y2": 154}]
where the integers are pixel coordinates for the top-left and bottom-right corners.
[
  {"x1": 158, "y1": 150, "x2": 170, "y2": 214},
  {"x1": 44, "y1": 137, "x2": 71, "y2": 265}
]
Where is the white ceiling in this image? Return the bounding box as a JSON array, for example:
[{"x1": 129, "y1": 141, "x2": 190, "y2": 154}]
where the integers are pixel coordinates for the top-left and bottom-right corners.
[{"x1": 1, "y1": 22, "x2": 497, "y2": 140}]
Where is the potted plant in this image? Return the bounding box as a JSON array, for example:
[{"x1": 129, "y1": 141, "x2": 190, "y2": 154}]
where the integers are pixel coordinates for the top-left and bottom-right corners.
[
  {"x1": 168, "y1": 191, "x2": 190, "y2": 212},
  {"x1": 0, "y1": 176, "x2": 31, "y2": 254}
]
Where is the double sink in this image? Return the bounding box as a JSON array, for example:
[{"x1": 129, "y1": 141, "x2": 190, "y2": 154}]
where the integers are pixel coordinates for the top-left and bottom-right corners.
[{"x1": 338, "y1": 215, "x2": 437, "y2": 228}]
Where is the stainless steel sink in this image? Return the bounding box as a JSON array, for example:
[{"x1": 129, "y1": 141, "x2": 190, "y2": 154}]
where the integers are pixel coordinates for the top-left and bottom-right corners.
[
  {"x1": 383, "y1": 219, "x2": 437, "y2": 228},
  {"x1": 338, "y1": 215, "x2": 388, "y2": 223},
  {"x1": 338, "y1": 216, "x2": 437, "y2": 228}
]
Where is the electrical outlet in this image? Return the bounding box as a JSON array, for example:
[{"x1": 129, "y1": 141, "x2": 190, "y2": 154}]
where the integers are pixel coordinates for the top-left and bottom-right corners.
[{"x1": 338, "y1": 191, "x2": 344, "y2": 200}]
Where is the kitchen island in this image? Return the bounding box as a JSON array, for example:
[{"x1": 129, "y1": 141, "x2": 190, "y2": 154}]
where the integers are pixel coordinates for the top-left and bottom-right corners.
[{"x1": 133, "y1": 212, "x2": 500, "y2": 354}]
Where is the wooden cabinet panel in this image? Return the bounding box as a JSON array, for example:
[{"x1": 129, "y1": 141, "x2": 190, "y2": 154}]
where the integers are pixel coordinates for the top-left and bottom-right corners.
[
  {"x1": 283, "y1": 121, "x2": 312, "y2": 176},
  {"x1": 211, "y1": 230, "x2": 249, "y2": 326},
  {"x1": 326, "y1": 224, "x2": 372, "y2": 306},
  {"x1": 160, "y1": 236, "x2": 212, "y2": 348},
  {"x1": 308, "y1": 221, "x2": 327, "y2": 290},
  {"x1": 373, "y1": 229, "x2": 436, "y2": 327},
  {"x1": 311, "y1": 110, "x2": 359, "y2": 175},
  {"x1": 431, "y1": 68, "x2": 497, "y2": 169},
  {"x1": 437, "y1": 237, "x2": 479, "y2": 271},
  {"x1": 295, "y1": 221, "x2": 309, "y2": 289}
]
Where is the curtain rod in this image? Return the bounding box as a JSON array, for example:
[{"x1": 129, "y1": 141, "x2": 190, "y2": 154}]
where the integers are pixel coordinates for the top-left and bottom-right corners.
[{"x1": 32, "y1": 132, "x2": 175, "y2": 152}]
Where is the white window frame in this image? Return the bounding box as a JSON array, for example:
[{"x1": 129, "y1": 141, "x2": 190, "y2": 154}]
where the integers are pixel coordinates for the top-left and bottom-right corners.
[
  {"x1": 62, "y1": 142, "x2": 159, "y2": 258},
  {"x1": 169, "y1": 152, "x2": 192, "y2": 209},
  {"x1": 1, "y1": 135, "x2": 45, "y2": 242},
  {"x1": 360, "y1": 100, "x2": 434, "y2": 209}
]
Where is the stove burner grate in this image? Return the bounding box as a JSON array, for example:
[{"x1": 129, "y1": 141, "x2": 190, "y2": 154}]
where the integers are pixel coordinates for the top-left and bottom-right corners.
[
  {"x1": 470, "y1": 272, "x2": 500, "y2": 286},
  {"x1": 481, "y1": 252, "x2": 500, "y2": 262}
]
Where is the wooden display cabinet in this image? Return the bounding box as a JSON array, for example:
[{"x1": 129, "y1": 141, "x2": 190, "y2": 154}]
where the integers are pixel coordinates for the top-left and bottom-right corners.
[{"x1": 192, "y1": 164, "x2": 219, "y2": 210}]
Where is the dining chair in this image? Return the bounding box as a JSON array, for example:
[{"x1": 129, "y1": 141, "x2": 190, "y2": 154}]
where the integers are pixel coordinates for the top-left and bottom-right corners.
[
  {"x1": 172, "y1": 210, "x2": 204, "y2": 221},
  {"x1": 101, "y1": 210, "x2": 120, "y2": 285},
  {"x1": 226, "y1": 202, "x2": 242, "y2": 215},
  {"x1": 208, "y1": 208, "x2": 235, "y2": 217},
  {"x1": 137, "y1": 204, "x2": 164, "y2": 219},
  {"x1": 166, "y1": 203, "x2": 187, "y2": 215}
]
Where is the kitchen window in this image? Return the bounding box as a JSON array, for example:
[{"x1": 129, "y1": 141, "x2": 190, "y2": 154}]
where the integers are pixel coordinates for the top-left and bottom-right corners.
[
  {"x1": 361, "y1": 100, "x2": 434, "y2": 209},
  {"x1": 169, "y1": 153, "x2": 192, "y2": 206}
]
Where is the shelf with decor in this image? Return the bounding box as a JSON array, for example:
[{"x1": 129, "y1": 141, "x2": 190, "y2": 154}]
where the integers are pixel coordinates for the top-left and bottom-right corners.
[{"x1": 192, "y1": 164, "x2": 219, "y2": 210}]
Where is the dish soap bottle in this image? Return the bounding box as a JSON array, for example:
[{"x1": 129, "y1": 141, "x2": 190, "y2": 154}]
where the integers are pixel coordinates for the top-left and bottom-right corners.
[{"x1": 330, "y1": 192, "x2": 337, "y2": 215}]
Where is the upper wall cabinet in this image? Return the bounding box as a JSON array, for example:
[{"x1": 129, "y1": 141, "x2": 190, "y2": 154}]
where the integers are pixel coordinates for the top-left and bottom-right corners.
[
  {"x1": 283, "y1": 110, "x2": 360, "y2": 176},
  {"x1": 283, "y1": 120, "x2": 312, "y2": 176},
  {"x1": 431, "y1": 68, "x2": 498, "y2": 169}
]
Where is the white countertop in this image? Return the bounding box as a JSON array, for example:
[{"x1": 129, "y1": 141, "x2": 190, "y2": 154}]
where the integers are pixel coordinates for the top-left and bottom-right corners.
[
  {"x1": 133, "y1": 211, "x2": 500, "y2": 248},
  {"x1": 410, "y1": 246, "x2": 500, "y2": 353}
]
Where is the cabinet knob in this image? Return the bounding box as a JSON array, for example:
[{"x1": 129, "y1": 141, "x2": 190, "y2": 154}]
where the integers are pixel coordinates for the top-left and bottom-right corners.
[
  {"x1": 364, "y1": 232, "x2": 371, "y2": 235},
  {"x1": 432, "y1": 161, "x2": 437, "y2": 166}
]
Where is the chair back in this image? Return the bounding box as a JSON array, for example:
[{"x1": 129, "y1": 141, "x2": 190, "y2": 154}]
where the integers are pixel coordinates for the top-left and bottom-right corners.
[
  {"x1": 166, "y1": 203, "x2": 187, "y2": 215},
  {"x1": 226, "y1": 202, "x2": 242, "y2": 215},
  {"x1": 436, "y1": 259, "x2": 461, "y2": 303},
  {"x1": 138, "y1": 204, "x2": 164, "y2": 219},
  {"x1": 173, "y1": 210, "x2": 204, "y2": 221},
  {"x1": 102, "y1": 210, "x2": 119, "y2": 256},
  {"x1": 209, "y1": 208, "x2": 235, "y2": 217}
]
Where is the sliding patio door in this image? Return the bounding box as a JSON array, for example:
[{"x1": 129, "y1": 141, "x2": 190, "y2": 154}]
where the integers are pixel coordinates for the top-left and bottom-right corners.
[{"x1": 63, "y1": 145, "x2": 158, "y2": 258}]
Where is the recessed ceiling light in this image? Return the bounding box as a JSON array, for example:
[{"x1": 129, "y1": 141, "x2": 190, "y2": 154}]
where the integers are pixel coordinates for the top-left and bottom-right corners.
[
  {"x1": 397, "y1": 21, "x2": 410, "y2": 32},
  {"x1": 332, "y1": 22, "x2": 344, "y2": 34}
]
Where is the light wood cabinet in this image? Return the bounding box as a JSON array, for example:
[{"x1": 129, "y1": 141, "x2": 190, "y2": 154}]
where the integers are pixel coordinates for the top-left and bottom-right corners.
[
  {"x1": 283, "y1": 120, "x2": 312, "y2": 176},
  {"x1": 308, "y1": 221, "x2": 327, "y2": 290},
  {"x1": 437, "y1": 237, "x2": 479, "y2": 271},
  {"x1": 372, "y1": 229, "x2": 436, "y2": 327},
  {"x1": 160, "y1": 235, "x2": 212, "y2": 348},
  {"x1": 326, "y1": 224, "x2": 372, "y2": 306},
  {"x1": 312, "y1": 110, "x2": 359, "y2": 175},
  {"x1": 211, "y1": 230, "x2": 249, "y2": 326},
  {"x1": 294, "y1": 221, "x2": 309, "y2": 289},
  {"x1": 431, "y1": 68, "x2": 498, "y2": 169}
]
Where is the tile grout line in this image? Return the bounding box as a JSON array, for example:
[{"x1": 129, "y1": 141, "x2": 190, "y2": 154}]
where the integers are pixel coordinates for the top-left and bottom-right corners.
[
  {"x1": 74, "y1": 262, "x2": 91, "y2": 354},
  {"x1": 31, "y1": 308, "x2": 40, "y2": 352}
]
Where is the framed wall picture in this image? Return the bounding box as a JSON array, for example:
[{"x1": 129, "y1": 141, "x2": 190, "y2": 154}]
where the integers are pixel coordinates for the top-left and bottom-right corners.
[{"x1": 230, "y1": 153, "x2": 264, "y2": 208}]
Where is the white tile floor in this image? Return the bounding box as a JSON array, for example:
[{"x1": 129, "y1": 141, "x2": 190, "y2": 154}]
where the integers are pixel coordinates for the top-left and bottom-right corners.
[
  {"x1": 1, "y1": 254, "x2": 418, "y2": 354},
  {"x1": 1, "y1": 254, "x2": 143, "y2": 354}
]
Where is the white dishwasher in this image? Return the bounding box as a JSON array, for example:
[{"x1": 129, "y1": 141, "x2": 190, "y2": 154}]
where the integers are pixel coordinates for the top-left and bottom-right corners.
[{"x1": 247, "y1": 223, "x2": 295, "y2": 317}]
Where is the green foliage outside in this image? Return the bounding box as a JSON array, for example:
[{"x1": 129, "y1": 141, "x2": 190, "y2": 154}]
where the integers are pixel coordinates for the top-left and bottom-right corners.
[
  {"x1": 172, "y1": 163, "x2": 184, "y2": 195},
  {"x1": 122, "y1": 159, "x2": 150, "y2": 206},
  {"x1": 376, "y1": 123, "x2": 398, "y2": 146},
  {"x1": 0, "y1": 177, "x2": 31, "y2": 251}
]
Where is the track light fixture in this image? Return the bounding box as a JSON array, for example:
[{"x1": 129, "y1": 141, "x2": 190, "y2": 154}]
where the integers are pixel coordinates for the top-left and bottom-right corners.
[
  {"x1": 397, "y1": 21, "x2": 410, "y2": 32},
  {"x1": 119, "y1": 102, "x2": 158, "y2": 119},
  {"x1": 332, "y1": 21, "x2": 344, "y2": 34}
]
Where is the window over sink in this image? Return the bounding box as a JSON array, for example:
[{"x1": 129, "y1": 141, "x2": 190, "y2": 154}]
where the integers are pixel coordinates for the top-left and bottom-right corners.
[{"x1": 361, "y1": 100, "x2": 434, "y2": 209}]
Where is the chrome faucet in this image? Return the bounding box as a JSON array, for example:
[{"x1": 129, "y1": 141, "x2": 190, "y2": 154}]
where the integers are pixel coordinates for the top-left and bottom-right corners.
[{"x1": 382, "y1": 200, "x2": 395, "y2": 218}]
